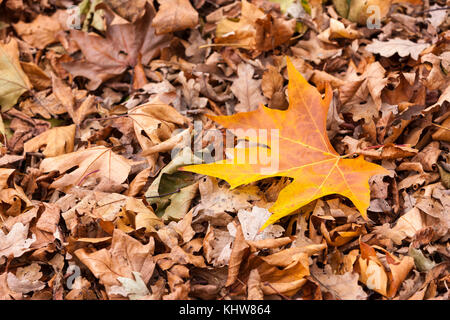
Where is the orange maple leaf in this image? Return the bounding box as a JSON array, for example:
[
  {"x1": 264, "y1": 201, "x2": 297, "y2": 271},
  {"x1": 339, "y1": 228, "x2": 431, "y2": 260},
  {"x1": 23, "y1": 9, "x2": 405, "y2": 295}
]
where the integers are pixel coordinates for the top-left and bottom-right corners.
[{"x1": 182, "y1": 57, "x2": 389, "y2": 229}]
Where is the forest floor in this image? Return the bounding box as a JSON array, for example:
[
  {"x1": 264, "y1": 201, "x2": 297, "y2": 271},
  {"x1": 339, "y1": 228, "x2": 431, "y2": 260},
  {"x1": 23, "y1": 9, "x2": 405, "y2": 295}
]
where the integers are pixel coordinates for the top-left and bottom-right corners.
[{"x1": 0, "y1": 0, "x2": 449, "y2": 300}]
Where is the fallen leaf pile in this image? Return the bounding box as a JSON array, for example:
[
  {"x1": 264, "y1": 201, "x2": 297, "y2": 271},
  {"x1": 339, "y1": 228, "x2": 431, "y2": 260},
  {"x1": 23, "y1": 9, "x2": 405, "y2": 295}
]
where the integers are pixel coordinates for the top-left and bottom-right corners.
[{"x1": 0, "y1": 0, "x2": 448, "y2": 300}]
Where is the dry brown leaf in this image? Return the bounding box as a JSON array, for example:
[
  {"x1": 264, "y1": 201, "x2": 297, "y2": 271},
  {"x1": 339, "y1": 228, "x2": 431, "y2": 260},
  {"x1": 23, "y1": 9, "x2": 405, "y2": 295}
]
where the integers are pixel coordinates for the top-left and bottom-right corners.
[
  {"x1": 311, "y1": 264, "x2": 367, "y2": 300},
  {"x1": 36, "y1": 203, "x2": 60, "y2": 234},
  {"x1": 0, "y1": 223, "x2": 35, "y2": 264},
  {"x1": 203, "y1": 225, "x2": 233, "y2": 267},
  {"x1": 193, "y1": 177, "x2": 262, "y2": 227},
  {"x1": 13, "y1": 14, "x2": 62, "y2": 49},
  {"x1": 215, "y1": 0, "x2": 295, "y2": 51},
  {"x1": 75, "y1": 229, "x2": 155, "y2": 297},
  {"x1": 0, "y1": 273, "x2": 22, "y2": 300},
  {"x1": 63, "y1": 3, "x2": 171, "y2": 90},
  {"x1": 152, "y1": 0, "x2": 199, "y2": 34},
  {"x1": 0, "y1": 38, "x2": 32, "y2": 111},
  {"x1": 432, "y1": 117, "x2": 450, "y2": 143},
  {"x1": 40, "y1": 146, "x2": 131, "y2": 191},
  {"x1": 20, "y1": 62, "x2": 51, "y2": 91},
  {"x1": 247, "y1": 269, "x2": 264, "y2": 300},
  {"x1": 24, "y1": 125, "x2": 76, "y2": 158},
  {"x1": 0, "y1": 168, "x2": 15, "y2": 190},
  {"x1": 226, "y1": 223, "x2": 250, "y2": 287},
  {"x1": 357, "y1": 242, "x2": 388, "y2": 296},
  {"x1": 366, "y1": 39, "x2": 430, "y2": 61},
  {"x1": 387, "y1": 254, "x2": 415, "y2": 298},
  {"x1": 261, "y1": 65, "x2": 283, "y2": 100},
  {"x1": 7, "y1": 262, "x2": 45, "y2": 294},
  {"x1": 231, "y1": 63, "x2": 267, "y2": 113},
  {"x1": 103, "y1": 0, "x2": 147, "y2": 22}
]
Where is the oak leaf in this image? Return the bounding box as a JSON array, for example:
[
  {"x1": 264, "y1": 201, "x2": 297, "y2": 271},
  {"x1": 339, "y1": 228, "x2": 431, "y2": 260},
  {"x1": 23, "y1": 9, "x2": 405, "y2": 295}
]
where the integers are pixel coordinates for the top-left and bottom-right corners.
[
  {"x1": 7, "y1": 262, "x2": 45, "y2": 294},
  {"x1": 0, "y1": 223, "x2": 36, "y2": 264},
  {"x1": 366, "y1": 38, "x2": 430, "y2": 61},
  {"x1": 109, "y1": 271, "x2": 151, "y2": 300},
  {"x1": 183, "y1": 58, "x2": 388, "y2": 229}
]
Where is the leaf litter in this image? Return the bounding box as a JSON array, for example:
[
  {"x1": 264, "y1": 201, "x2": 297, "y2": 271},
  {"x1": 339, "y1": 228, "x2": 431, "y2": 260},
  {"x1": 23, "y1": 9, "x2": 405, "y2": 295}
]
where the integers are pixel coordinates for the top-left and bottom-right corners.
[{"x1": 0, "y1": 0, "x2": 448, "y2": 300}]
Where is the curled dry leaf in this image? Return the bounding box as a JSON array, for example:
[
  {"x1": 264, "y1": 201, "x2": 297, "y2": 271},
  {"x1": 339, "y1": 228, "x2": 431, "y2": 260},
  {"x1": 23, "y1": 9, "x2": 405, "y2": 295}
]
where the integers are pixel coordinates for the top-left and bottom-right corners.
[
  {"x1": 247, "y1": 269, "x2": 263, "y2": 300},
  {"x1": 386, "y1": 253, "x2": 415, "y2": 298},
  {"x1": 226, "y1": 223, "x2": 250, "y2": 287},
  {"x1": 358, "y1": 255, "x2": 388, "y2": 296},
  {"x1": 129, "y1": 99, "x2": 190, "y2": 170},
  {"x1": 0, "y1": 168, "x2": 15, "y2": 190}
]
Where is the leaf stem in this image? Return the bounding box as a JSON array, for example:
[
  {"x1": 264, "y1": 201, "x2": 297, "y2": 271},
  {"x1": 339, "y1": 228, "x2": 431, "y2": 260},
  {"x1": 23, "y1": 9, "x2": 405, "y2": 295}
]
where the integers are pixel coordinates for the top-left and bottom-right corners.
[{"x1": 146, "y1": 189, "x2": 181, "y2": 198}]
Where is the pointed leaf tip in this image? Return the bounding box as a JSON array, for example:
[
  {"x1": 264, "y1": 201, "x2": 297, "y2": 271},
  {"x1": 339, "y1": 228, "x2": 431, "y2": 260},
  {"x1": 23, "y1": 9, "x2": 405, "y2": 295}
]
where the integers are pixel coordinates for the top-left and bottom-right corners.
[{"x1": 286, "y1": 56, "x2": 309, "y2": 85}]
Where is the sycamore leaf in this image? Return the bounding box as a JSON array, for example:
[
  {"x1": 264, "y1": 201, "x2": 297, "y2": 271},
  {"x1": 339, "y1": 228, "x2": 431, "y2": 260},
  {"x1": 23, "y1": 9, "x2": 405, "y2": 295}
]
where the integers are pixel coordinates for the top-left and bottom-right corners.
[
  {"x1": 0, "y1": 38, "x2": 32, "y2": 111},
  {"x1": 182, "y1": 57, "x2": 388, "y2": 229},
  {"x1": 63, "y1": 2, "x2": 171, "y2": 90}
]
